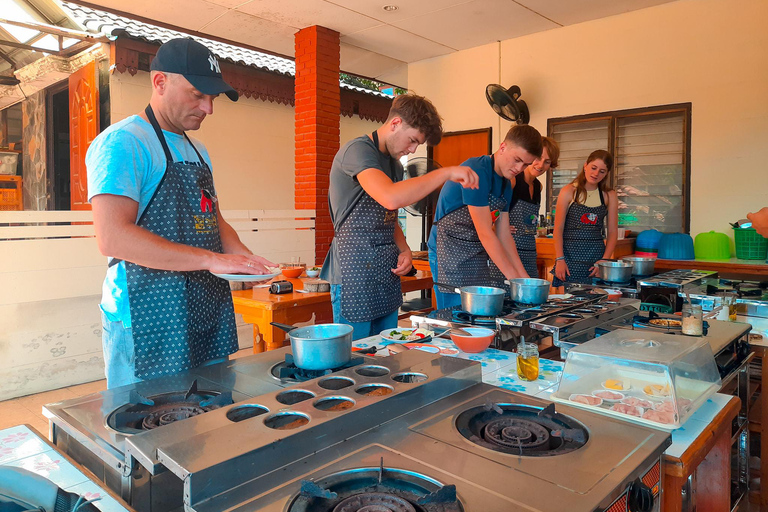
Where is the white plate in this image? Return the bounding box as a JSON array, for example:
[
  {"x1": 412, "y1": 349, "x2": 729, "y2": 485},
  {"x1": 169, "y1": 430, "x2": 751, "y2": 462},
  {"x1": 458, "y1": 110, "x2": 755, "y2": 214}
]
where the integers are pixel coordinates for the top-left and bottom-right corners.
[
  {"x1": 211, "y1": 272, "x2": 280, "y2": 282},
  {"x1": 380, "y1": 328, "x2": 434, "y2": 342}
]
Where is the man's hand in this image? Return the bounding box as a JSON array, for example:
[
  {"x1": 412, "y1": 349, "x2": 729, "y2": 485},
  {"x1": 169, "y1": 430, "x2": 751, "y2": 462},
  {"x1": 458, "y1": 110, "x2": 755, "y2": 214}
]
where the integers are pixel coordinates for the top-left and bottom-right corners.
[
  {"x1": 391, "y1": 249, "x2": 413, "y2": 276},
  {"x1": 208, "y1": 253, "x2": 276, "y2": 275},
  {"x1": 509, "y1": 225, "x2": 517, "y2": 235},
  {"x1": 748, "y1": 207, "x2": 768, "y2": 237},
  {"x1": 444, "y1": 166, "x2": 480, "y2": 190}
]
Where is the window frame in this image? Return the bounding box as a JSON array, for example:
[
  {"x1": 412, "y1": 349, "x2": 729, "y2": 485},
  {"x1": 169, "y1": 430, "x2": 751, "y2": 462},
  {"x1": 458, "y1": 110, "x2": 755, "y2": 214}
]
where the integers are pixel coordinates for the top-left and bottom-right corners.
[{"x1": 546, "y1": 102, "x2": 692, "y2": 233}]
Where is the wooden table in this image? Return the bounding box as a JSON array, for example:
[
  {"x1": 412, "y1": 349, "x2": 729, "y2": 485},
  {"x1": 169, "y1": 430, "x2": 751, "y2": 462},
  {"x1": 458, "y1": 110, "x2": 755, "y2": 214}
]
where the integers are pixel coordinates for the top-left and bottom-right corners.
[
  {"x1": 662, "y1": 396, "x2": 740, "y2": 512},
  {"x1": 233, "y1": 273, "x2": 434, "y2": 353},
  {"x1": 653, "y1": 257, "x2": 768, "y2": 280}
]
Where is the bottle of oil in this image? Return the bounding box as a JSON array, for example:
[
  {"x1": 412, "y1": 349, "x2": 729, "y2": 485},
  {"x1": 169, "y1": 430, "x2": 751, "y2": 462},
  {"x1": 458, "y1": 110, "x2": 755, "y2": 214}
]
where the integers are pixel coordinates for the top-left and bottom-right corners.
[{"x1": 516, "y1": 336, "x2": 539, "y2": 382}]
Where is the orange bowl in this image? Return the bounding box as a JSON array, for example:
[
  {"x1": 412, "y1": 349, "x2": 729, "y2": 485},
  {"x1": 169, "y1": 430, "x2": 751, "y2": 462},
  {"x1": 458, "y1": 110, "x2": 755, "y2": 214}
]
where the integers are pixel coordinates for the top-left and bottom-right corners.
[
  {"x1": 281, "y1": 266, "x2": 304, "y2": 278},
  {"x1": 450, "y1": 328, "x2": 495, "y2": 353}
]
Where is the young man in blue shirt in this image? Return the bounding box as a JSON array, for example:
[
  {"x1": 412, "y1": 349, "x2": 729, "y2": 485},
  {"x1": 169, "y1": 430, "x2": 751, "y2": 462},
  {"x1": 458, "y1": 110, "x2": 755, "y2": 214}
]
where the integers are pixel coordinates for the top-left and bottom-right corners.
[{"x1": 428, "y1": 124, "x2": 543, "y2": 308}]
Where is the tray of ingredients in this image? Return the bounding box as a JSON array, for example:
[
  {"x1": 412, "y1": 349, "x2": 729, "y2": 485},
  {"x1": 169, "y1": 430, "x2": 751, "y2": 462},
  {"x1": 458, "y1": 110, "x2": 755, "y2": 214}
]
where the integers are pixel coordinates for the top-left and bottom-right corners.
[
  {"x1": 551, "y1": 329, "x2": 721, "y2": 430},
  {"x1": 380, "y1": 327, "x2": 434, "y2": 343}
]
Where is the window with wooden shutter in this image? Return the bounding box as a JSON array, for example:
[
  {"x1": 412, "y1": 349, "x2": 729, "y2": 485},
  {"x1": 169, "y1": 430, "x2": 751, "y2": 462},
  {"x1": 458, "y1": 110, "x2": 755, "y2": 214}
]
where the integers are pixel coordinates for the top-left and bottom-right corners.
[{"x1": 547, "y1": 103, "x2": 691, "y2": 233}]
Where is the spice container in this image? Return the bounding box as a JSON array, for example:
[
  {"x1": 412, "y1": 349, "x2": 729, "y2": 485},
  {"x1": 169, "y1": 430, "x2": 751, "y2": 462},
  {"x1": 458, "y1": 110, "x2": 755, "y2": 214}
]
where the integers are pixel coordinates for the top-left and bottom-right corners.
[
  {"x1": 516, "y1": 338, "x2": 539, "y2": 381},
  {"x1": 682, "y1": 304, "x2": 703, "y2": 335}
]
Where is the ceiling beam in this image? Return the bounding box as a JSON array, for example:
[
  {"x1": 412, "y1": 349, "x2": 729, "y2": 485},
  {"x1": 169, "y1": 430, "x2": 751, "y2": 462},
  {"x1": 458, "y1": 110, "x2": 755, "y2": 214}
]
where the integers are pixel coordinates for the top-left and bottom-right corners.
[
  {"x1": 0, "y1": 17, "x2": 107, "y2": 42},
  {"x1": 0, "y1": 48, "x2": 16, "y2": 69}
]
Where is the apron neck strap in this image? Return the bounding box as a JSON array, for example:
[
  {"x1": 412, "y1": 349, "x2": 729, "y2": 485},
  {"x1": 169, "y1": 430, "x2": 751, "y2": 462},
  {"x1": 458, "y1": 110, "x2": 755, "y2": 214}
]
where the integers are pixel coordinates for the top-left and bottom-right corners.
[
  {"x1": 144, "y1": 105, "x2": 207, "y2": 167},
  {"x1": 371, "y1": 130, "x2": 397, "y2": 170},
  {"x1": 145, "y1": 105, "x2": 173, "y2": 162}
]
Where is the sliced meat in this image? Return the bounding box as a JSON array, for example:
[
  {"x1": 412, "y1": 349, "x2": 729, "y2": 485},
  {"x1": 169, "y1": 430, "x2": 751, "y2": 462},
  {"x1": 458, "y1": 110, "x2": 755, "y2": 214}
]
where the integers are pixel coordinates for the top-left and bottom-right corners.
[
  {"x1": 570, "y1": 394, "x2": 602, "y2": 406},
  {"x1": 610, "y1": 403, "x2": 642, "y2": 417},
  {"x1": 621, "y1": 397, "x2": 653, "y2": 409},
  {"x1": 654, "y1": 400, "x2": 677, "y2": 413},
  {"x1": 593, "y1": 390, "x2": 623, "y2": 400},
  {"x1": 643, "y1": 409, "x2": 676, "y2": 424}
]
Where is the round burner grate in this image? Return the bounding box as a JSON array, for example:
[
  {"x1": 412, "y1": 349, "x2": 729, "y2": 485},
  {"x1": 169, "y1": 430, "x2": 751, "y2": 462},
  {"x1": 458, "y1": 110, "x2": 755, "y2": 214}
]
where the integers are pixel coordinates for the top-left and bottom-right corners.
[
  {"x1": 455, "y1": 403, "x2": 588, "y2": 457},
  {"x1": 482, "y1": 418, "x2": 550, "y2": 450},
  {"x1": 333, "y1": 492, "x2": 416, "y2": 512},
  {"x1": 142, "y1": 405, "x2": 205, "y2": 430}
]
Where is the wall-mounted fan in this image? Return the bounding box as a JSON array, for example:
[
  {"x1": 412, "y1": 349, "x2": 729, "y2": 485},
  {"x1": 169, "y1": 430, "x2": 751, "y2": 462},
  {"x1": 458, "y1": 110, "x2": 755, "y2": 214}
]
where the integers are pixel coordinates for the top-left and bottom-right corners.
[
  {"x1": 485, "y1": 84, "x2": 530, "y2": 125},
  {"x1": 403, "y1": 157, "x2": 442, "y2": 250}
]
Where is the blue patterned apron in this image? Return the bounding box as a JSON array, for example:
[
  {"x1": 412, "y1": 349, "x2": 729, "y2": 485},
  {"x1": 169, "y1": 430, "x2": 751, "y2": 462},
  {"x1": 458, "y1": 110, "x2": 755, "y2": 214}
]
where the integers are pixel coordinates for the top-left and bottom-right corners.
[
  {"x1": 435, "y1": 157, "x2": 508, "y2": 292},
  {"x1": 551, "y1": 189, "x2": 607, "y2": 287},
  {"x1": 123, "y1": 105, "x2": 238, "y2": 379},
  {"x1": 335, "y1": 131, "x2": 402, "y2": 322},
  {"x1": 509, "y1": 194, "x2": 540, "y2": 278}
]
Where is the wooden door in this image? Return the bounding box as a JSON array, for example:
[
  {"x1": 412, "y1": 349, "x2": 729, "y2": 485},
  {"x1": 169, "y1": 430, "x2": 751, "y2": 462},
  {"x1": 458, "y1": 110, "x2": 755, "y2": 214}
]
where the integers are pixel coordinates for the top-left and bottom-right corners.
[
  {"x1": 69, "y1": 61, "x2": 99, "y2": 211},
  {"x1": 429, "y1": 128, "x2": 492, "y2": 168},
  {"x1": 426, "y1": 128, "x2": 493, "y2": 234}
]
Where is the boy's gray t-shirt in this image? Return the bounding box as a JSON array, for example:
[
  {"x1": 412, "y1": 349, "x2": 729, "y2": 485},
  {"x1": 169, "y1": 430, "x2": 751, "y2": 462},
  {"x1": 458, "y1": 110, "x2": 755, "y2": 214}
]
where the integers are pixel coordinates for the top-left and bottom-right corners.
[{"x1": 320, "y1": 134, "x2": 403, "y2": 284}]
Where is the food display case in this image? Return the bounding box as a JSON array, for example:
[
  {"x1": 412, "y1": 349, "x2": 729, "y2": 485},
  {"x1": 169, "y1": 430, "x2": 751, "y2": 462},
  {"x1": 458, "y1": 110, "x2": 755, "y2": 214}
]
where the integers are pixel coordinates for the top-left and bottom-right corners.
[{"x1": 551, "y1": 329, "x2": 722, "y2": 429}]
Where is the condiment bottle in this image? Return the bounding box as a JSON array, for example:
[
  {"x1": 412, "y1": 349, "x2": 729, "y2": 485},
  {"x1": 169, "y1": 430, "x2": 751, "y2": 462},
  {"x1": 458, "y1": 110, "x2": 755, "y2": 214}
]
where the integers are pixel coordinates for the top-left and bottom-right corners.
[{"x1": 516, "y1": 336, "x2": 539, "y2": 381}]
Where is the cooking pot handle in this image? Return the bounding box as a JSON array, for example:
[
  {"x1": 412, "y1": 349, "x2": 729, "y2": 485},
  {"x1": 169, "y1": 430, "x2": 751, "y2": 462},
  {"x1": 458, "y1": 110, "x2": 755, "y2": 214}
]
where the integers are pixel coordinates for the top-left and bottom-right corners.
[
  {"x1": 432, "y1": 281, "x2": 461, "y2": 294},
  {"x1": 270, "y1": 322, "x2": 297, "y2": 333}
]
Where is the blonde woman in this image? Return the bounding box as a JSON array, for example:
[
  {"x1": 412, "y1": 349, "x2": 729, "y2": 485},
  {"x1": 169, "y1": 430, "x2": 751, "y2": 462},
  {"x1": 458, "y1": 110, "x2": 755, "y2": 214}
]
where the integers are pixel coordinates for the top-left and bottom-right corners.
[{"x1": 551, "y1": 150, "x2": 618, "y2": 286}]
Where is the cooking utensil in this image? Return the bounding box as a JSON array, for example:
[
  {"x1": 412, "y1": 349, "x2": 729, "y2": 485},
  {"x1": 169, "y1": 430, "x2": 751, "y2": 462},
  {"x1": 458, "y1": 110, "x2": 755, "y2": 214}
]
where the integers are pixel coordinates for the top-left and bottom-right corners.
[
  {"x1": 505, "y1": 278, "x2": 550, "y2": 305},
  {"x1": 620, "y1": 256, "x2": 655, "y2": 276},
  {"x1": 270, "y1": 322, "x2": 353, "y2": 370},
  {"x1": 433, "y1": 282, "x2": 506, "y2": 316},
  {"x1": 596, "y1": 261, "x2": 633, "y2": 283}
]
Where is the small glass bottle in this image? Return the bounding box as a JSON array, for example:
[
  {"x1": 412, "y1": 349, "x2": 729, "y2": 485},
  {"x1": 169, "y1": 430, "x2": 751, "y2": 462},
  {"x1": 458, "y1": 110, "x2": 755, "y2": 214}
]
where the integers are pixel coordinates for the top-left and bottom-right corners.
[
  {"x1": 682, "y1": 304, "x2": 703, "y2": 336},
  {"x1": 516, "y1": 337, "x2": 539, "y2": 381}
]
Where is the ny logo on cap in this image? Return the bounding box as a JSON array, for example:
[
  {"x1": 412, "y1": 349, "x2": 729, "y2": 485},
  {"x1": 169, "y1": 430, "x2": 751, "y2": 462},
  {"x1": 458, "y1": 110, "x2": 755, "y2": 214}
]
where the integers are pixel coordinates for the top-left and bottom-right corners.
[{"x1": 208, "y1": 54, "x2": 221, "y2": 74}]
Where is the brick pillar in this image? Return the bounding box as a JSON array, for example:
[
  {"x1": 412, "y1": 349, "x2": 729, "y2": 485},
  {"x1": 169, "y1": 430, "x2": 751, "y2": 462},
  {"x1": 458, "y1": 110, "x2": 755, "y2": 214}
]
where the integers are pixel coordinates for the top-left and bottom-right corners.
[{"x1": 294, "y1": 26, "x2": 340, "y2": 265}]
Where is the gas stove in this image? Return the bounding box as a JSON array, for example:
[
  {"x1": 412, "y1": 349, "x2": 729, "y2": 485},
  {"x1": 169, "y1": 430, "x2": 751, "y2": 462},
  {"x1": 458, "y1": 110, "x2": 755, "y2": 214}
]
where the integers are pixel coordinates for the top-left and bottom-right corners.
[
  {"x1": 44, "y1": 349, "x2": 671, "y2": 512},
  {"x1": 181, "y1": 384, "x2": 669, "y2": 512},
  {"x1": 637, "y1": 269, "x2": 718, "y2": 289},
  {"x1": 410, "y1": 289, "x2": 614, "y2": 354}
]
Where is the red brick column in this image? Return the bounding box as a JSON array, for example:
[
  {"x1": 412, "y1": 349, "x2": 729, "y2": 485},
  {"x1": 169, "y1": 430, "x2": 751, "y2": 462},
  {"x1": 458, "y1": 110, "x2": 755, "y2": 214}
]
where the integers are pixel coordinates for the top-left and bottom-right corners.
[{"x1": 294, "y1": 26, "x2": 340, "y2": 265}]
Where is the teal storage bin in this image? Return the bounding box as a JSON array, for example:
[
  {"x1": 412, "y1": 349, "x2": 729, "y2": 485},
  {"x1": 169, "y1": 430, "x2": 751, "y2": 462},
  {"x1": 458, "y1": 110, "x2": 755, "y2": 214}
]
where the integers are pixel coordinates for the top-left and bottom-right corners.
[
  {"x1": 658, "y1": 233, "x2": 695, "y2": 260},
  {"x1": 636, "y1": 229, "x2": 663, "y2": 256},
  {"x1": 694, "y1": 231, "x2": 731, "y2": 260}
]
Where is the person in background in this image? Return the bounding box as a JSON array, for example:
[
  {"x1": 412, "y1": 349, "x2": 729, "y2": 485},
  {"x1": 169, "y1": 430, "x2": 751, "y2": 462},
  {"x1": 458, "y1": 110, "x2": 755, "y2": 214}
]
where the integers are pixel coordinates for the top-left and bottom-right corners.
[
  {"x1": 428, "y1": 125, "x2": 543, "y2": 309},
  {"x1": 320, "y1": 94, "x2": 479, "y2": 340},
  {"x1": 748, "y1": 207, "x2": 768, "y2": 237},
  {"x1": 87, "y1": 38, "x2": 274, "y2": 388},
  {"x1": 551, "y1": 149, "x2": 618, "y2": 287},
  {"x1": 508, "y1": 136, "x2": 560, "y2": 278}
]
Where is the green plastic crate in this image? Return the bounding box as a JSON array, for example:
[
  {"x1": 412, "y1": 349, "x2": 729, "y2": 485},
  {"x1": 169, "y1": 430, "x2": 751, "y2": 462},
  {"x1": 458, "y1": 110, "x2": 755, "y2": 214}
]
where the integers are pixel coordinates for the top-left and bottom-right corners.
[{"x1": 733, "y1": 227, "x2": 768, "y2": 260}]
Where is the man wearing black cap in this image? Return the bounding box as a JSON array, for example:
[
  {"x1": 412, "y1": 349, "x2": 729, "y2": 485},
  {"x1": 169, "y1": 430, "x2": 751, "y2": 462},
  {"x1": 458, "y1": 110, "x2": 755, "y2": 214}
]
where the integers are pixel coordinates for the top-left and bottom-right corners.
[{"x1": 86, "y1": 38, "x2": 274, "y2": 388}]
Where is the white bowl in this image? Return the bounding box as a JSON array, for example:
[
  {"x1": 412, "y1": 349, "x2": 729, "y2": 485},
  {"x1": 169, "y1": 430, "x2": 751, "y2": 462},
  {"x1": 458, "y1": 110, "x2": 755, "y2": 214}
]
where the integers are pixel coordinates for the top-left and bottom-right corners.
[{"x1": 306, "y1": 269, "x2": 321, "y2": 278}]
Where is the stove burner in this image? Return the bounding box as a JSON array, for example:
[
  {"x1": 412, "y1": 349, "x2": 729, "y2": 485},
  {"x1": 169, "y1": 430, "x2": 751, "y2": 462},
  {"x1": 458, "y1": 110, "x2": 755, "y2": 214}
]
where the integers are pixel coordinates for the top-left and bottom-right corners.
[
  {"x1": 452, "y1": 310, "x2": 497, "y2": 326},
  {"x1": 483, "y1": 418, "x2": 550, "y2": 450},
  {"x1": 272, "y1": 354, "x2": 365, "y2": 382},
  {"x1": 333, "y1": 493, "x2": 415, "y2": 512},
  {"x1": 106, "y1": 380, "x2": 232, "y2": 434},
  {"x1": 287, "y1": 462, "x2": 463, "y2": 512},
  {"x1": 455, "y1": 403, "x2": 588, "y2": 457}
]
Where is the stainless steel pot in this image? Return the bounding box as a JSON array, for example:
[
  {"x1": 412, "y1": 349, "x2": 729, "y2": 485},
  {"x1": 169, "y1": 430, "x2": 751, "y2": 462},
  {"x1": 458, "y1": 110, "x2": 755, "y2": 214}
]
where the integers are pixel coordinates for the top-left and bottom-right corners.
[
  {"x1": 596, "y1": 261, "x2": 633, "y2": 283},
  {"x1": 621, "y1": 256, "x2": 656, "y2": 276},
  {"x1": 505, "y1": 278, "x2": 550, "y2": 305},
  {"x1": 271, "y1": 322, "x2": 353, "y2": 370},
  {"x1": 433, "y1": 282, "x2": 506, "y2": 316}
]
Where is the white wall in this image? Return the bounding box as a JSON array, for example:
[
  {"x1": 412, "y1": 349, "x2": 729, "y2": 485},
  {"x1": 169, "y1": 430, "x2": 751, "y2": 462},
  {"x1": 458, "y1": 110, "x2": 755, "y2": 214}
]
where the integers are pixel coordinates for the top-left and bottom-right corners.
[
  {"x1": 408, "y1": 0, "x2": 768, "y2": 238},
  {"x1": 110, "y1": 72, "x2": 383, "y2": 213}
]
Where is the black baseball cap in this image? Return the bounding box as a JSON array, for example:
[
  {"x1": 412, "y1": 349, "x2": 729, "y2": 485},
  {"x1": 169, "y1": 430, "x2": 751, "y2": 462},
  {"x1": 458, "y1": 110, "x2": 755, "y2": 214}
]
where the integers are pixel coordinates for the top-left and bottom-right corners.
[{"x1": 151, "y1": 38, "x2": 238, "y2": 101}]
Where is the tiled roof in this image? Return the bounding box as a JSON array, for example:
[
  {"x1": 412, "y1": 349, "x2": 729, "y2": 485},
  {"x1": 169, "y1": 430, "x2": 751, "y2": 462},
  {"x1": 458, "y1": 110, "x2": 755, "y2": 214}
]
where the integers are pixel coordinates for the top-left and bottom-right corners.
[{"x1": 60, "y1": 1, "x2": 391, "y2": 98}]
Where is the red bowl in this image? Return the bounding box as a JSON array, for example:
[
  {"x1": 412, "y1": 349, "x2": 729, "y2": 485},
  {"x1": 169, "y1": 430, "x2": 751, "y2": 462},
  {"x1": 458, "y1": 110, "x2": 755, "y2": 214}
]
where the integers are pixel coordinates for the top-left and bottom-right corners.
[
  {"x1": 281, "y1": 267, "x2": 304, "y2": 278},
  {"x1": 450, "y1": 328, "x2": 494, "y2": 353}
]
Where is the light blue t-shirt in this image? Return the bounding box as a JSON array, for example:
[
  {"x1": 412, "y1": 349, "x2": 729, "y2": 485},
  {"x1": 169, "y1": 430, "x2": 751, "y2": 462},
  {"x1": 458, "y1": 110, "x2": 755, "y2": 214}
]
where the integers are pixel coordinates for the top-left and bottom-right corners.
[
  {"x1": 427, "y1": 155, "x2": 514, "y2": 252},
  {"x1": 86, "y1": 115, "x2": 213, "y2": 328}
]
